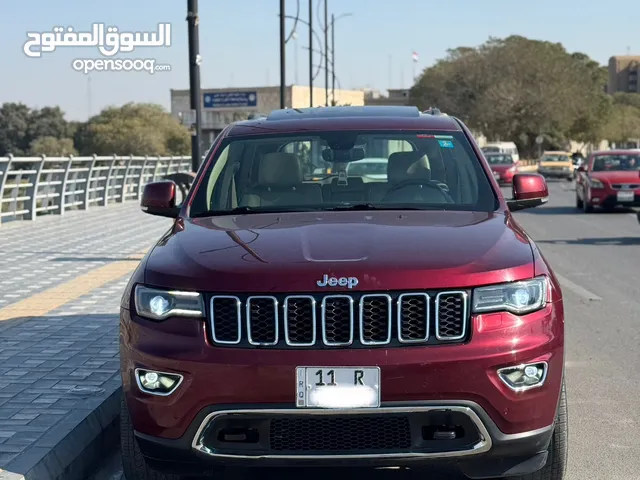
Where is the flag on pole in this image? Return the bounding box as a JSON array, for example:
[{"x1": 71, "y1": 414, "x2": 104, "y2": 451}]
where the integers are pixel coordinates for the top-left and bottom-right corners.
[{"x1": 412, "y1": 51, "x2": 419, "y2": 63}]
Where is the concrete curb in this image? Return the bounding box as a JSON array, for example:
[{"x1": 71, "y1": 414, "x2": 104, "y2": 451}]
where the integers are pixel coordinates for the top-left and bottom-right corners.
[{"x1": 2, "y1": 387, "x2": 121, "y2": 480}]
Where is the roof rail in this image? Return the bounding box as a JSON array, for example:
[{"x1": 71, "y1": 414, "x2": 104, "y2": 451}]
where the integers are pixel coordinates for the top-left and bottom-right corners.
[{"x1": 423, "y1": 107, "x2": 442, "y2": 115}]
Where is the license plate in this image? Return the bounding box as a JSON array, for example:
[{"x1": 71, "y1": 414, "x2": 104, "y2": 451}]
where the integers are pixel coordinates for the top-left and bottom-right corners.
[
  {"x1": 617, "y1": 191, "x2": 634, "y2": 202},
  {"x1": 296, "y1": 367, "x2": 380, "y2": 408}
]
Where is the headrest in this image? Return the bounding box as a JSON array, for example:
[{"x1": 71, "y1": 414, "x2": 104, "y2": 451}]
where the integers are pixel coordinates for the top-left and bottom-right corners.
[
  {"x1": 258, "y1": 152, "x2": 303, "y2": 187},
  {"x1": 387, "y1": 151, "x2": 431, "y2": 182}
]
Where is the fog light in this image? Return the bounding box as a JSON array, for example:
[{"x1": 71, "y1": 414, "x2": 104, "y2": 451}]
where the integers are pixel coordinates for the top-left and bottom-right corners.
[
  {"x1": 497, "y1": 362, "x2": 547, "y2": 392},
  {"x1": 135, "y1": 368, "x2": 183, "y2": 396}
]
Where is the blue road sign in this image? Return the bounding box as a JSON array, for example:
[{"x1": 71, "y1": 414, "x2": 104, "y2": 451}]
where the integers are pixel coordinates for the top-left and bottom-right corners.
[{"x1": 203, "y1": 91, "x2": 258, "y2": 108}]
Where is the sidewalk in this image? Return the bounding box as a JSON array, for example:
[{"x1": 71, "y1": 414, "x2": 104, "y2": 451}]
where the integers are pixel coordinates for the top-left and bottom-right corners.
[{"x1": 0, "y1": 203, "x2": 171, "y2": 479}]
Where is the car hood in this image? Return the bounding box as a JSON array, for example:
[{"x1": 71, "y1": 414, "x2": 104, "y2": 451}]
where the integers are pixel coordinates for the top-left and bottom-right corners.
[
  {"x1": 589, "y1": 171, "x2": 640, "y2": 184},
  {"x1": 145, "y1": 211, "x2": 535, "y2": 293}
]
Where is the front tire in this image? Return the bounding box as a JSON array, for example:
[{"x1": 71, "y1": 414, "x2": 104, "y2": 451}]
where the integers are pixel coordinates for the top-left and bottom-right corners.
[
  {"x1": 121, "y1": 395, "x2": 182, "y2": 480},
  {"x1": 509, "y1": 380, "x2": 568, "y2": 480}
]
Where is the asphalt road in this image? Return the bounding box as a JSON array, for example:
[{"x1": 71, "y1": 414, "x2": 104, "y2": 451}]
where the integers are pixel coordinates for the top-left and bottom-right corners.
[{"x1": 91, "y1": 180, "x2": 640, "y2": 480}]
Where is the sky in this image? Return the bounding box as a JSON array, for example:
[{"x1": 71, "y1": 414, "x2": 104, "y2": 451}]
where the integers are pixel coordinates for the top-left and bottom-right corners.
[{"x1": 0, "y1": 0, "x2": 637, "y2": 121}]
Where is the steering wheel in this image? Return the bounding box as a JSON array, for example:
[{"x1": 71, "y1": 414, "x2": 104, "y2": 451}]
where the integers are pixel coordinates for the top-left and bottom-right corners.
[{"x1": 381, "y1": 179, "x2": 452, "y2": 202}]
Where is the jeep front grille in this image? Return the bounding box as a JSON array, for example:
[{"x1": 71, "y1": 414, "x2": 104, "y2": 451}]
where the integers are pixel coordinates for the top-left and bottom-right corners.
[{"x1": 209, "y1": 291, "x2": 469, "y2": 348}]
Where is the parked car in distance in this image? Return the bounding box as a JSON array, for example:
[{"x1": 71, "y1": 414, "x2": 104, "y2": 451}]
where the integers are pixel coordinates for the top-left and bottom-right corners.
[
  {"x1": 537, "y1": 151, "x2": 574, "y2": 181},
  {"x1": 345, "y1": 157, "x2": 388, "y2": 182},
  {"x1": 484, "y1": 153, "x2": 519, "y2": 184},
  {"x1": 481, "y1": 141, "x2": 520, "y2": 162},
  {"x1": 120, "y1": 105, "x2": 566, "y2": 480},
  {"x1": 575, "y1": 149, "x2": 640, "y2": 213}
]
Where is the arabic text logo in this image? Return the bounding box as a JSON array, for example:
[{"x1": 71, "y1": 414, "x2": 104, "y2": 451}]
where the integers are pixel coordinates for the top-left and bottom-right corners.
[{"x1": 23, "y1": 23, "x2": 172, "y2": 58}]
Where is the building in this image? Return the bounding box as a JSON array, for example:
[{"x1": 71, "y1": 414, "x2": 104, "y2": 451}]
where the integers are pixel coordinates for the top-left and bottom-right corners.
[
  {"x1": 170, "y1": 85, "x2": 365, "y2": 146},
  {"x1": 608, "y1": 56, "x2": 640, "y2": 94},
  {"x1": 364, "y1": 88, "x2": 412, "y2": 106}
]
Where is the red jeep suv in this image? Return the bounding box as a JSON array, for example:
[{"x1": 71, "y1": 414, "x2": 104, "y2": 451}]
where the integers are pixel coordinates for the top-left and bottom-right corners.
[{"x1": 119, "y1": 106, "x2": 567, "y2": 480}]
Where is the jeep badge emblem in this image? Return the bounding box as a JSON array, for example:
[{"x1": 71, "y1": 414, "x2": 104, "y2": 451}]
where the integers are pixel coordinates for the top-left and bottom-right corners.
[{"x1": 316, "y1": 274, "x2": 359, "y2": 289}]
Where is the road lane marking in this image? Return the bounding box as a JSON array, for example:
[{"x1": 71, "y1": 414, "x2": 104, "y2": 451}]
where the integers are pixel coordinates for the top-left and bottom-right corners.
[
  {"x1": 0, "y1": 250, "x2": 148, "y2": 322},
  {"x1": 555, "y1": 273, "x2": 602, "y2": 301}
]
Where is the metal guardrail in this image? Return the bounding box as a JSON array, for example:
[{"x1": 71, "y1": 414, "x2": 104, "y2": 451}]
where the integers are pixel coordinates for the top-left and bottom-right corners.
[{"x1": 0, "y1": 154, "x2": 192, "y2": 226}]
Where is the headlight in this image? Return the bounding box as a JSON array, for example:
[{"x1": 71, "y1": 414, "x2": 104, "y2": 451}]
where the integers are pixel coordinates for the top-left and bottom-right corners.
[
  {"x1": 472, "y1": 276, "x2": 548, "y2": 315},
  {"x1": 589, "y1": 178, "x2": 604, "y2": 189},
  {"x1": 134, "y1": 285, "x2": 204, "y2": 320}
]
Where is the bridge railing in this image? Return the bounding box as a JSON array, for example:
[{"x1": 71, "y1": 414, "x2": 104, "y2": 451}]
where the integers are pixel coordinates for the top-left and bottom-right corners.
[{"x1": 0, "y1": 155, "x2": 192, "y2": 226}]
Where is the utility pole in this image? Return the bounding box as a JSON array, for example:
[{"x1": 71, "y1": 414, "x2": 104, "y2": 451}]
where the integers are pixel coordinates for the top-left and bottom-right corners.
[
  {"x1": 308, "y1": 0, "x2": 313, "y2": 107},
  {"x1": 187, "y1": 0, "x2": 202, "y2": 173},
  {"x1": 324, "y1": 0, "x2": 329, "y2": 106},
  {"x1": 279, "y1": 0, "x2": 286, "y2": 109},
  {"x1": 331, "y1": 14, "x2": 335, "y2": 105}
]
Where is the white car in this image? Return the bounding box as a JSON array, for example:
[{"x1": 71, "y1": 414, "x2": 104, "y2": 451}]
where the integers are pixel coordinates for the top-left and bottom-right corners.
[{"x1": 346, "y1": 158, "x2": 388, "y2": 182}]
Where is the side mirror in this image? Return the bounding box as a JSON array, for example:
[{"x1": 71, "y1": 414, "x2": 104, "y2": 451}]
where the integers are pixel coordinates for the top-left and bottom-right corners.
[
  {"x1": 577, "y1": 165, "x2": 587, "y2": 173},
  {"x1": 140, "y1": 181, "x2": 179, "y2": 218},
  {"x1": 506, "y1": 173, "x2": 549, "y2": 212}
]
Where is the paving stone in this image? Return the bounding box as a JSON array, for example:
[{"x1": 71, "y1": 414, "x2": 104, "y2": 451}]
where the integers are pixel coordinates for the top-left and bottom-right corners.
[
  {"x1": 0, "y1": 202, "x2": 176, "y2": 478},
  {"x1": 0, "y1": 202, "x2": 170, "y2": 308}
]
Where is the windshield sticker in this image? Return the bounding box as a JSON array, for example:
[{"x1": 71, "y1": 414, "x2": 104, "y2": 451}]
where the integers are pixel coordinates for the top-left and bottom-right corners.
[
  {"x1": 434, "y1": 135, "x2": 454, "y2": 139},
  {"x1": 416, "y1": 134, "x2": 434, "y2": 138},
  {"x1": 438, "y1": 140, "x2": 454, "y2": 148}
]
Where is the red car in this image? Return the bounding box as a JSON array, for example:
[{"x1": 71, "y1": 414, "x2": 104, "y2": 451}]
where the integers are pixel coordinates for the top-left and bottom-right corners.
[
  {"x1": 119, "y1": 106, "x2": 567, "y2": 480},
  {"x1": 484, "y1": 153, "x2": 520, "y2": 184},
  {"x1": 576, "y1": 149, "x2": 640, "y2": 212}
]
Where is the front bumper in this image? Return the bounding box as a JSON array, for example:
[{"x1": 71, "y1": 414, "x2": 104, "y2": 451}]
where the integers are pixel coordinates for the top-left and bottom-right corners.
[
  {"x1": 587, "y1": 189, "x2": 640, "y2": 209},
  {"x1": 538, "y1": 168, "x2": 573, "y2": 178},
  {"x1": 133, "y1": 401, "x2": 553, "y2": 478},
  {"x1": 120, "y1": 300, "x2": 563, "y2": 477}
]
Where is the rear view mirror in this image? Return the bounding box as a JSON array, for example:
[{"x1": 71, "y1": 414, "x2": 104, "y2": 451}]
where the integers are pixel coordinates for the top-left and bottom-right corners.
[
  {"x1": 507, "y1": 173, "x2": 549, "y2": 212},
  {"x1": 322, "y1": 147, "x2": 365, "y2": 162}
]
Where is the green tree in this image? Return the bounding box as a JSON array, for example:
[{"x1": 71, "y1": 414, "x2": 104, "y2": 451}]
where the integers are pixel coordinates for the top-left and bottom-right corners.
[
  {"x1": 29, "y1": 136, "x2": 78, "y2": 156},
  {"x1": 27, "y1": 106, "x2": 69, "y2": 141},
  {"x1": 0, "y1": 102, "x2": 31, "y2": 155},
  {"x1": 76, "y1": 103, "x2": 190, "y2": 156},
  {"x1": 601, "y1": 94, "x2": 640, "y2": 143},
  {"x1": 410, "y1": 36, "x2": 613, "y2": 157}
]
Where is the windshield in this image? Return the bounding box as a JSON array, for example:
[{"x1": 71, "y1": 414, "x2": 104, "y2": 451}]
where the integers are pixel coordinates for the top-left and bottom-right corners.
[
  {"x1": 482, "y1": 146, "x2": 501, "y2": 153},
  {"x1": 189, "y1": 130, "x2": 498, "y2": 216},
  {"x1": 485, "y1": 154, "x2": 513, "y2": 165},
  {"x1": 592, "y1": 154, "x2": 640, "y2": 172},
  {"x1": 542, "y1": 154, "x2": 570, "y2": 162}
]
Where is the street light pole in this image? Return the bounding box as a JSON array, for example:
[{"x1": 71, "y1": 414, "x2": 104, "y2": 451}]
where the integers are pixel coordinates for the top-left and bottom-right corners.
[
  {"x1": 279, "y1": 0, "x2": 286, "y2": 109},
  {"x1": 329, "y1": 13, "x2": 352, "y2": 107},
  {"x1": 331, "y1": 14, "x2": 335, "y2": 105},
  {"x1": 187, "y1": 0, "x2": 202, "y2": 173},
  {"x1": 308, "y1": 0, "x2": 313, "y2": 107},
  {"x1": 324, "y1": 0, "x2": 329, "y2": 106}
]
